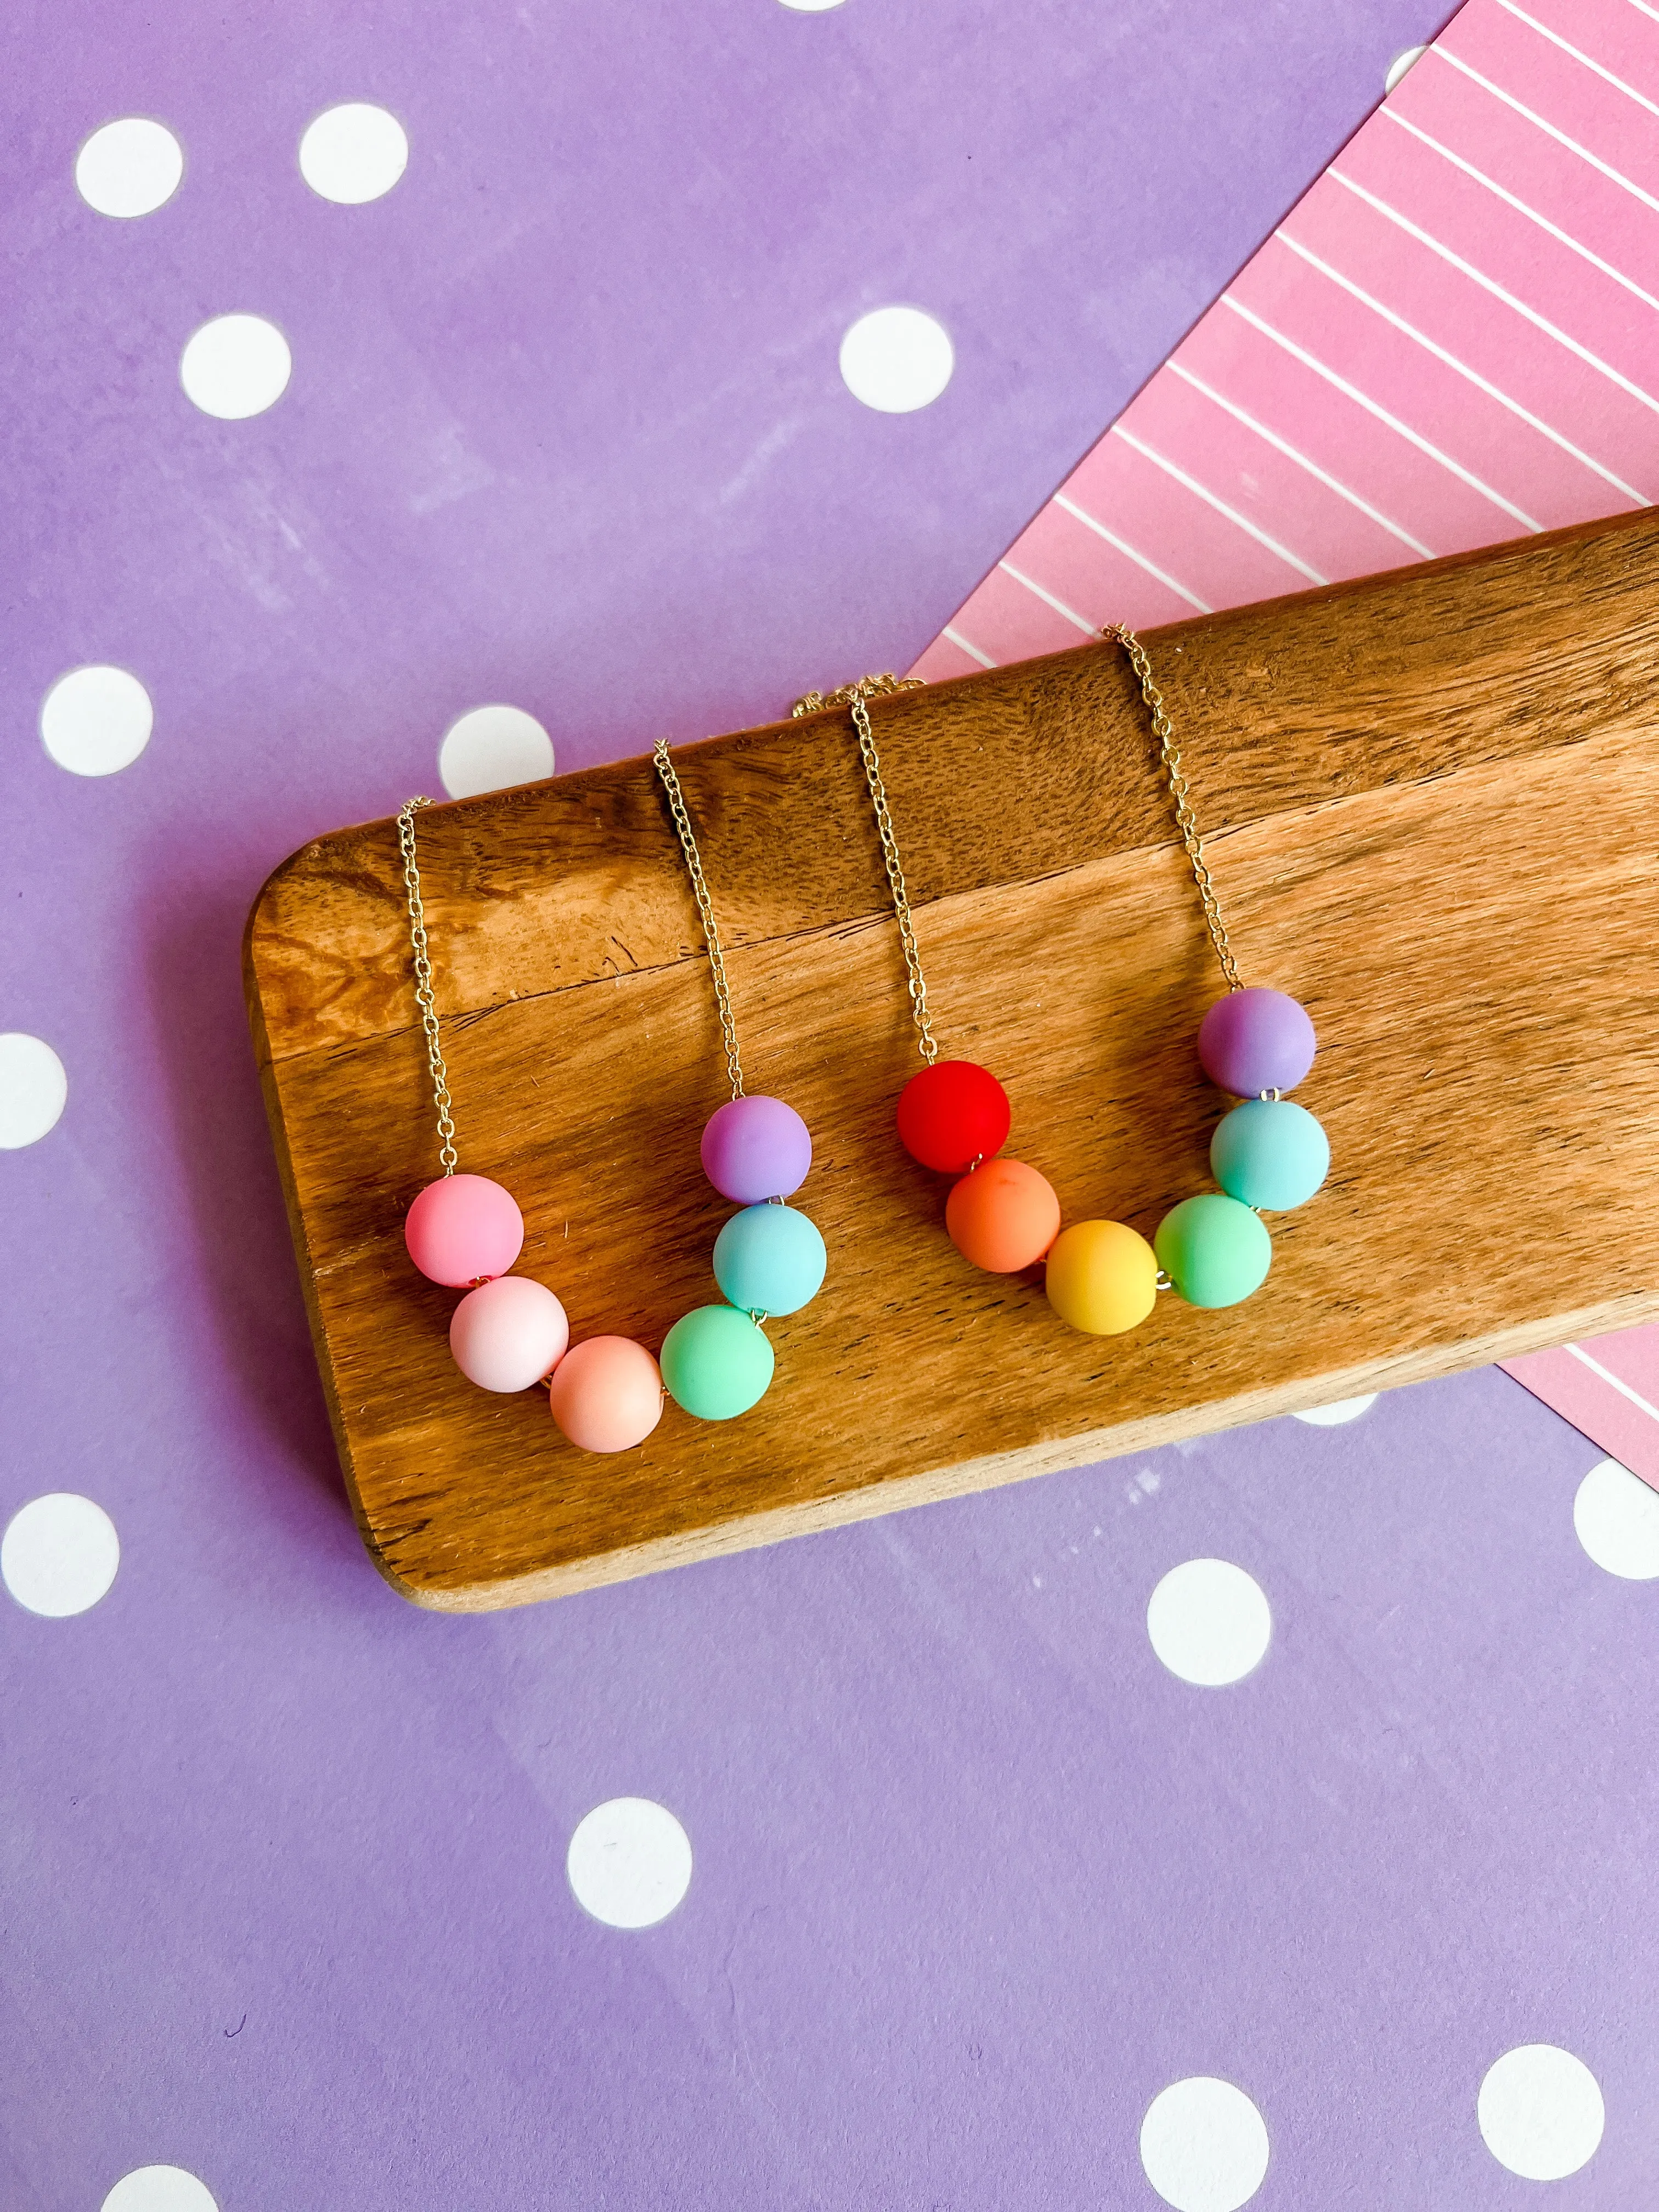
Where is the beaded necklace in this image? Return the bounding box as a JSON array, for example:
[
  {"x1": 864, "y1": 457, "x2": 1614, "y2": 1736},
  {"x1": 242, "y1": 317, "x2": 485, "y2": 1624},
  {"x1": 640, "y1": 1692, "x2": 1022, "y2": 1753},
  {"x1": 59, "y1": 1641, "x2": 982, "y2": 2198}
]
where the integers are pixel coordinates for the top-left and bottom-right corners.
[
  {"x1": 799, "y1": 628, "x2": 1329, "y2": 1333},
  {"x1": 395, "y1": 759, "x2": 828, "y2": 1449}
]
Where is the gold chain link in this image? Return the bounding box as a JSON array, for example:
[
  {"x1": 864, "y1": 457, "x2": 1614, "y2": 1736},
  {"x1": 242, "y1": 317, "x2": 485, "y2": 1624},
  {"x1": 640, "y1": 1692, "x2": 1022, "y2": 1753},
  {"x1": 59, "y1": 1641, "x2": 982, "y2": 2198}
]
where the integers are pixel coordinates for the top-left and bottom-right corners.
[
  {"x1": 1103, "y1": 625, "x2": 1243, "y2": 992},
  {"x1": 653, "y1": 738, "x2": 746, "y2": 1102},
  {"x1": 794, "y1": 675, "x2": 938, "y2": 1066},
  {"x1": 397, "y1": 797, "x2": 459, "y2": 1174}
]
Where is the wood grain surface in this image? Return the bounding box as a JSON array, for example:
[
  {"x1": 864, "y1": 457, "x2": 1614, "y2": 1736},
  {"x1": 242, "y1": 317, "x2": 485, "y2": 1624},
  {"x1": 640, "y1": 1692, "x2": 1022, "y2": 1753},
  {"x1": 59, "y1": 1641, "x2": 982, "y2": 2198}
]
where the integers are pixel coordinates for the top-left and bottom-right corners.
[{"x1": 245, "y1": 510, "x2": 1659, "y2": 1609}]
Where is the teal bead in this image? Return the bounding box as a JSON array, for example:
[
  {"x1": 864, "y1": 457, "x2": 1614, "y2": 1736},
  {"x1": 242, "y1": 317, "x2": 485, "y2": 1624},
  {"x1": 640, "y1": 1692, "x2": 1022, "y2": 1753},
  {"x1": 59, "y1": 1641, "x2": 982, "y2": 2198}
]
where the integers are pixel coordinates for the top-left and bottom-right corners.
[
  {"x1": 660, "y1": 1303, "x2": 775, "y2": 1420},
  {"x1": 1210, "y1": 1098, "x2": 1330, "y2": 1211},
  {"x1": 1154, "y1": 1193, "x2": 1272, "y2": 1309},
  {"x1": 712, "y1": 1203, "x2": 827, "y2": 1317}
]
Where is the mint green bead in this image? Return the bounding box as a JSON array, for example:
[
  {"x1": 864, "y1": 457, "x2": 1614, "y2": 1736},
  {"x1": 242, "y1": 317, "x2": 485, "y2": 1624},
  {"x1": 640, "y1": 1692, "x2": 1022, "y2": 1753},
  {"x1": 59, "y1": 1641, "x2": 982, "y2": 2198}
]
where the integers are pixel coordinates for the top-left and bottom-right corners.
[
  {"x1": 1155, "y1": 1194, "x2": 1272, "y2": 1309},
  {"x1": 713, "y1": 1203, "x2": 826, "y2": 1317},
  {"x1": 661, "y1": 1303, "x2": 775, "y2": 1420},
  {"x1": 1210, "y1": 1098, "x2": 1330, "y2": 1211}
]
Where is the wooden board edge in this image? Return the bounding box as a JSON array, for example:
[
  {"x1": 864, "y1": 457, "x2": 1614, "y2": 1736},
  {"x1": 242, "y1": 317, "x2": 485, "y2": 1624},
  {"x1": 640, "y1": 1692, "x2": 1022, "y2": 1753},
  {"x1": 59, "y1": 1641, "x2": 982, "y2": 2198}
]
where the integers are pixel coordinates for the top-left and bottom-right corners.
[
  {"x1": 386, "y1": 1287, "x2": 1659, "y2": 1611},
  {"x1": 242, "y1": 913, "x2": 430, "y2": 1607}
]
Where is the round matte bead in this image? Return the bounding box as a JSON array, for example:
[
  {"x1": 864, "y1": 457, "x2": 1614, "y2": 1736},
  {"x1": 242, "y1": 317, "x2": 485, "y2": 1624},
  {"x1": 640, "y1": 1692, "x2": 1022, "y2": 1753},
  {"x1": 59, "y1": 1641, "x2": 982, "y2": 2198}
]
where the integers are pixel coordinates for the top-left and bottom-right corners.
[
  {"x1": 1154, "y1": 1193, "x2": 1272, "y2": 1309},
  {"x1": 548, "y1": 1335, "x2": 664, "y2": 1453},
  {"x1": 896, "y1": 1059, "x2": 1012, "y2": 1173},
  {"x1": 404, "y1": 1172, "x2": 524, "y2": 1288},
  {"x1": 712, "y1": 1203, "x2": 827, "y2": 1317},
  {"x1": 945, "y1": 1158, "x2": 1062, "y2": 1273},
  {"x1": 1197, "y1": 988, "x2": 1317, "y2": 1097},
  {"x1": 661, "y1": 1304, "x2": 775, "y2": 1420},
  {"x1": 1211, "y1": 1098, "x2": 1330, "y2": 1211},
  {"x1": 701, "y1": 1094, "x2": 812, "y2": 1203},
  {"x1": 449, "y1": 1276, "x2": 569, "y2": 1392},
  {"x1": 1045, "y1": 1220, "x2": 1159, "y2": 1336}
]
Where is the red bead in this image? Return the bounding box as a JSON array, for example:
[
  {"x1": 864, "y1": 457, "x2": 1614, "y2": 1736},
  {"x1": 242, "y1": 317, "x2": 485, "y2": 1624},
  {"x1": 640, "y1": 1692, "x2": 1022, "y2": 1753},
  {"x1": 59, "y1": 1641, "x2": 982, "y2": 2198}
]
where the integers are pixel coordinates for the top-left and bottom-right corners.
[{"x1": 896, "y1": 1060, "x2": 1012, "y2": 1173}]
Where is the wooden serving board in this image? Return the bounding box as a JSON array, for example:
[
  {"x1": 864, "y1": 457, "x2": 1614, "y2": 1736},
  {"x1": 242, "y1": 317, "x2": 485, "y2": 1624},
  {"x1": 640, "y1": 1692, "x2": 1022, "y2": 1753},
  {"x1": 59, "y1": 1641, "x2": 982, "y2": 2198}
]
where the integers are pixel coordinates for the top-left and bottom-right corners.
[{"x1": 245, "y1": 511, "x2": 1659, "y2": 1610}]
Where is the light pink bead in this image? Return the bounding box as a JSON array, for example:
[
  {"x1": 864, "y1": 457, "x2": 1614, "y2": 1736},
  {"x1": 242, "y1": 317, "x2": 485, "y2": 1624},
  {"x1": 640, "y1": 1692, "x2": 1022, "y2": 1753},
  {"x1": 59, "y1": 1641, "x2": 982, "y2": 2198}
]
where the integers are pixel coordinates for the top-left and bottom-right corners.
[
  {"x1": 548, "y1": 1336, "x2": 664, "y2": 1453},
  {"x1": 404, "y1": 1173, "x2": 524, "y2": 1287},
  {"x1": 449, "y1": 1276, "x2": 569, "y2": 1393}
]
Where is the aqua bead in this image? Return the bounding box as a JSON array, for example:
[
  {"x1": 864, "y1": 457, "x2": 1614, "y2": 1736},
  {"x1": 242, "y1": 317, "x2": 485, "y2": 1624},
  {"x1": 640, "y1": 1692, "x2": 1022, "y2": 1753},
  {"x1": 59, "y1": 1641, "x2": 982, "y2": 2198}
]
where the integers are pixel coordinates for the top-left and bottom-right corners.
[
  {"x1": 1210, "y1": 1098, "x2": 1330, "y2": 1211},
  {"x1": 712, "y1": 1203, "x2": 826, "y2": 1317},
  {"x1": 1154, "y1": 1193, "x2": 1272, "y2": 1308},
  {"x1": 661, "y1": 1303, "x2": 775, "y2": 1420}
]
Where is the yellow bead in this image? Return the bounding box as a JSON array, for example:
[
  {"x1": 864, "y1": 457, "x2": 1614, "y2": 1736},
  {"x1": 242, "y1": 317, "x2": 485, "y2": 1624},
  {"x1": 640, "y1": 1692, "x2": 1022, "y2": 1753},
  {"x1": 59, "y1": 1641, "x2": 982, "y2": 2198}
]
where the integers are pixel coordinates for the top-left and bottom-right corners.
[{"x1": 1045, "y1": 1219, "x2": 1159, "y2": 1336}]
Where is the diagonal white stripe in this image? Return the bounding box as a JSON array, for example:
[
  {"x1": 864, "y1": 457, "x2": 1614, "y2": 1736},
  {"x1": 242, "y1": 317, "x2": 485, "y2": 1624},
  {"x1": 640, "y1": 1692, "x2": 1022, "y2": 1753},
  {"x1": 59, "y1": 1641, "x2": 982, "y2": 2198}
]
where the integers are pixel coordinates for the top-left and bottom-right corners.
[
  {"x1": 1627, "y1": 0, "x2": 1659, "y2": 24},
  {"x1": 1385, "y1": 106, "x2": 1659, "y2": 321},
  {"x1": 1330, "y1": 166, "x2": 1659, "y2": 418},
  {"x1": 997, "y1": 561, "x2": 1097, "y2": 634},
  {"x1": 1567, "y1": 1341, "x2": 1659, "y2": 1424},
  {"x1": 1494, "y1": 0, "x2": 1659, "y2": 120},
  {"x1": 1274, "y1": 227, "x2": 1649, "y2": 503},
  {"x1": 1167, "y1": 359, "x2": 1435, "y2": 557},
  {"x1": 1432, "y1": 42, "x2": 1659, "y2": 217},
  {"x1": 1051, "y1": 493, "x2": 1213, "y2": 612},
  {"x1": 1219, "y1": 293, "x2": 1544, "y2": 528},
  {"x1": 941, "y1": 623, "x2": 996, "y2": 669},
  {"x1": 1111, "y1": 424, "x2": 1329, "y2": 583}
]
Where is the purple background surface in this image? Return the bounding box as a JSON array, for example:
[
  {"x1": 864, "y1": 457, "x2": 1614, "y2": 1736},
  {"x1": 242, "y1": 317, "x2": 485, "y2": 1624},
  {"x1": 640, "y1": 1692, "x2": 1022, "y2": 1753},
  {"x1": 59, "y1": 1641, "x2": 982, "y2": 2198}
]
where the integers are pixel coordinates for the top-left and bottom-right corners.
[{"x1": 8, "y1": 0, "x2": 1652, "y2": 2205}]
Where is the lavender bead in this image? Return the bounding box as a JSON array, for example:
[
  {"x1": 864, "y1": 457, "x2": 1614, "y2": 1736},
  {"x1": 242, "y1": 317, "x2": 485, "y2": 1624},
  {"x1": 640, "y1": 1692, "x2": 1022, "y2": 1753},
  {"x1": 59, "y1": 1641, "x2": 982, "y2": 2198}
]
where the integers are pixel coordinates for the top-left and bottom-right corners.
[
  {"x1": 701, "y1": 1094, "x2": 812, "y2": 1203},
  {"x1": 1197, "y1": 987, "x2": 1316, "y2": 1097}
]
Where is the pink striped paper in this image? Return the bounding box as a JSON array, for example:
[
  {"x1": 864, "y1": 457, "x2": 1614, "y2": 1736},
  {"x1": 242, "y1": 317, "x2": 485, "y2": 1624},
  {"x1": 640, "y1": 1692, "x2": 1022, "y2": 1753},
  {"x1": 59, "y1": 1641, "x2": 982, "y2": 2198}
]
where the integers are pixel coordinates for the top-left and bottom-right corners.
[{"x1": 914, "y1": 0, "x2": 1659, "y2": 1480}]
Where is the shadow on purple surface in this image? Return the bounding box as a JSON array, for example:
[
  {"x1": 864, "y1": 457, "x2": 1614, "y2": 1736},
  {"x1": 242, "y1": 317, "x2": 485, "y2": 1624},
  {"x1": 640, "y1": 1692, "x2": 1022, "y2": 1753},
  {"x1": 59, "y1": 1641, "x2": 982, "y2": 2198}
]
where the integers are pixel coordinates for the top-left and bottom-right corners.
[{"x1": 146, "y1": 848, "x2": 346, "y2": 1512}]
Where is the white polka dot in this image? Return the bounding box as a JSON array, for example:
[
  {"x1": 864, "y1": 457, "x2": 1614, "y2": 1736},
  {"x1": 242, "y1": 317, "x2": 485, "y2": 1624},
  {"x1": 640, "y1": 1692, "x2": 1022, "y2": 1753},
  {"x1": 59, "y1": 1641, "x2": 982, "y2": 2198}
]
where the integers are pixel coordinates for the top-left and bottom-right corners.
[
  {"x1": 1478, "y1": 2045, "x2": 1604, "y2": 2181},
  {"x1": 1293, "y1": 1393, "x2": 1377, "y2": 1426},
  {"x1": 779, "y1": 0, "x2": 846, "y2": 11},
  {"x1": 298, "y1": 103, "x2": 409, "y2": 204},
  {"x1": 1574, "y1": 1457, "x2": 1659, "y2": 1578},
  {"x1": 0, "y1": 1035, "x2": 68, "y2": 1150},
  {"x1": 1141, "y1": 2077, "x2": 1270, "y2": 2212},
  {"x1": 438, "y1": 703, "x2": 554, "y2": 798},
  {"x1": 3, "y1": 1494, "x2": 119, "y2": 1617},
  {"x1": 180, "y1": 314, "x2": 291, "y2": 420},
  {"x1": 101, "y1": 2169, "x2": 218, "y2": 2212},
  {"x1": 1386, "y1": 44, "x2": 1427, "y2": 94},
  {"x1": 567, "y1": 1797, "x2": 692, "y2": 1928},
  {"x1": 839, "y1": 306, "x2": 954, "y2": 413},
  {"x1": 75, "y1": 118, "x2": 184, "y2": 218},
  {"x1": 1147, "y1": 1559, "x2": 1271, "y2": 1686},
  {"x1": 40, "y1": 663, "x2": 153, "y2": 776}
]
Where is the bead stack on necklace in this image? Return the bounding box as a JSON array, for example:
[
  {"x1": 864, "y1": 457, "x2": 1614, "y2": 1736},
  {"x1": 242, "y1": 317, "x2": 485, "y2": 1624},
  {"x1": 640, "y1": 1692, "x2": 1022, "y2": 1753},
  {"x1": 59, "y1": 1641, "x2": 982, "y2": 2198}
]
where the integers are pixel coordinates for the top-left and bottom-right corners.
[
  {"x1": 396, "y1": 796, "x2": 665, "y2": 1454},
  {"x1": 652, "y1": 737, "x2": 828, "y2": 1422}
]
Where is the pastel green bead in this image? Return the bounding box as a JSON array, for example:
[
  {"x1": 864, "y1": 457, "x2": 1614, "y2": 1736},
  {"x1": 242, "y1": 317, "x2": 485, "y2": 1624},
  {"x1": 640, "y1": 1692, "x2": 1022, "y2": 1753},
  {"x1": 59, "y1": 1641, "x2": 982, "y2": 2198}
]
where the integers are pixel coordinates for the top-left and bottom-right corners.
[
  {"x1": 661, "y1": 1303, "x2": 775, "y2": 1420},
  {"x1": 1154, "y1": 1193, "x2": 1272, "y2": 1309},
  {"x1": 712, "y1": 1203, "x2": 826, "y2": 1317},
  {"x1": 1210, "y1": 1098, "x2": 1330, "y2": 1211}
]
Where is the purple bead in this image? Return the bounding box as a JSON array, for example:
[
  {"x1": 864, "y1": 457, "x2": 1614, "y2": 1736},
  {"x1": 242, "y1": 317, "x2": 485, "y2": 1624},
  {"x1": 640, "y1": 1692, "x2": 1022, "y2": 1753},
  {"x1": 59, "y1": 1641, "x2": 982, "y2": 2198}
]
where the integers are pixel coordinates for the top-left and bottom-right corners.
[
  {"x1": 700, "y1": 1094, "x2": 812, "y2": 1203},
  {"x1": 1197, "y1": 988, "x2": 1316, "y2": 1097}
]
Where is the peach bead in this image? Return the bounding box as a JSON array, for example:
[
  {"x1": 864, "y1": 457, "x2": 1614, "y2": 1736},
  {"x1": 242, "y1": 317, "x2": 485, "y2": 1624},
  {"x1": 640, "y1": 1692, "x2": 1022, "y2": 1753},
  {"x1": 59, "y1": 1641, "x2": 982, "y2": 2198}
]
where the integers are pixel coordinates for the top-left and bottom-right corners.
[
  {"x1": 945, "y1": 1157, "x2": 1062, "y2": 1273},
  {"x1": 405, "y1": 1173, "x2": 524, "y2": 1287},
  {"x1": 449, "y1": 1276, "x2": 569, "y2": 1393},
  {"x1": 548, "y1": 1335, "x2": 664, "y2": 1453}
]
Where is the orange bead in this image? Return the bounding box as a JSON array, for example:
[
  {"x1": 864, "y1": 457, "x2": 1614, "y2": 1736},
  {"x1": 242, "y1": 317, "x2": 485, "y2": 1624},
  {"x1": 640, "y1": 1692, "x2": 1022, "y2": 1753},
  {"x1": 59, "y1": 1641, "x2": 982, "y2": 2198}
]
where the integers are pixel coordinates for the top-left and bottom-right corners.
[
  {"x1": 548, "y1": 1336, "x2": 664, "y2": 1453},
  {"x1": 944, "y1": 1158, "x2": 1062, "y2": 1273}
]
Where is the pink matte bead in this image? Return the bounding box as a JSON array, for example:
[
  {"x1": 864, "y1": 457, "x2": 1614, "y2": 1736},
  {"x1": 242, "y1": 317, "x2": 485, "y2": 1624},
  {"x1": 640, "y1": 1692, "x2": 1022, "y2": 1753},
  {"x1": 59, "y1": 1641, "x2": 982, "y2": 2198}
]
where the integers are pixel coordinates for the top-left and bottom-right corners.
[
  {"x1": 548, "y1": 1335, "x2": 664, "y2": 1453},
  {"x1": 701, "y1": 1094, "x2": 811, "y2": 1203},
  {"x1": 404, "y1": 1173, "x2": 524, "y2": 1287},
  {"x1": 449, "y1": 1276, "x2": 569, "y2": 1393}
]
